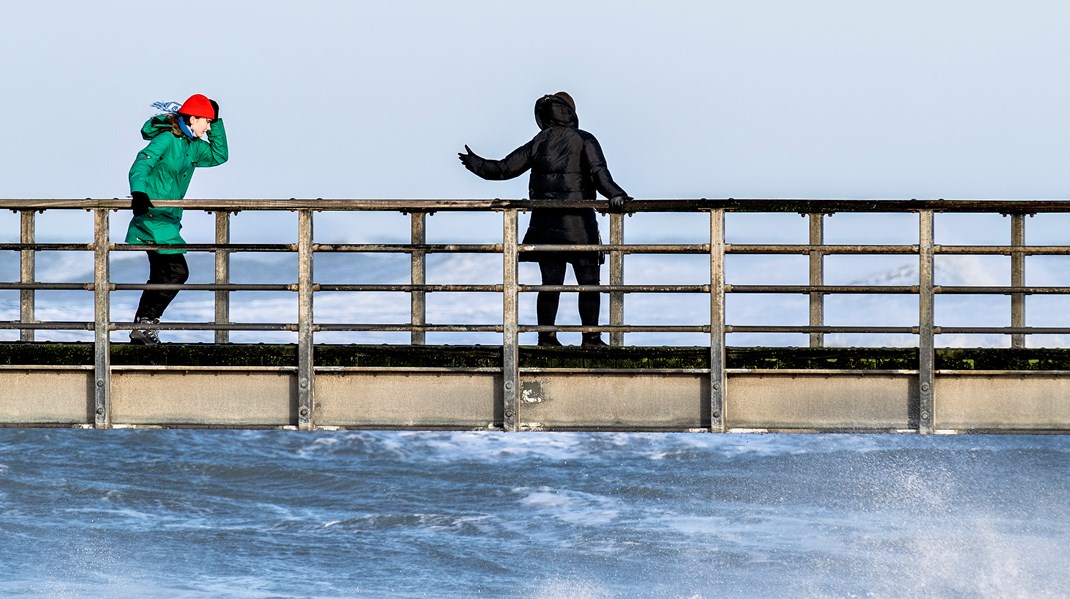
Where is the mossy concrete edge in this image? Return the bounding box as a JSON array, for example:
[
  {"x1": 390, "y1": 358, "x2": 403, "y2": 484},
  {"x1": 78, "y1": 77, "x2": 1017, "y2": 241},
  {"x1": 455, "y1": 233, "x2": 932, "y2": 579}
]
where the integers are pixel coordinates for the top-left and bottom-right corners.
[{"x1": 4, "y1": 343, "x2": 1070, "y2": 370}]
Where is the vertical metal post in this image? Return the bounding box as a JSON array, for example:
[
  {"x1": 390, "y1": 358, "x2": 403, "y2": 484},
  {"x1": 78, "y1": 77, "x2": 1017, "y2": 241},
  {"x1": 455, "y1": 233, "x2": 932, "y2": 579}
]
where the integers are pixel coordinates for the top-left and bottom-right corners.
[
  {"x1": 502, "y1": 209, "x2": 520, "y2": 432},
  {"x1": 297, "y1": 209, "x2": 315, "y2": 430},
  {"x1": 93, "y1": 208, "x2": 111, "y2": 429},
  {"x1": 1010, "y1": 214, "x2": 1026, "y2": 349},
  {"x1": 709, "y1": 209, "x2": 726, "y2": 433},
  {"x1": 410, "y1": 212, "x2": 427, "y2": 345},
  {"x1": 609, "y1": 212, "x2": 624, "y2": 346},
  {"x1": 809, "y1": 213, "x2": 825, "y2": 347},
  {"x1": 19, "y1": 210, "x2": 35, "y2": 342},
  {"x1": 918, "y1": 210, "x2": 935, "y2": 434},
  {"x1": 214, "y1": 211, "x2": 231, "y2": 344}
]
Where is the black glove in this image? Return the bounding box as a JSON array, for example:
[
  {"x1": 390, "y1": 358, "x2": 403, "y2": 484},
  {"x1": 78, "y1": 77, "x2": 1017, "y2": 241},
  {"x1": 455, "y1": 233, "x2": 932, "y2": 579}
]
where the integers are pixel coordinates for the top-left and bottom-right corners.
[
  {"x1": 131, "y1": 191, "x2": 153, "y2": 216},
  {"x1": 457, "y1": 145, "x2": 480, "y2": 172},
  {"x1": 209, "y1": 99, "x2": 220, "y2": 122},
  {"x1": 608, "y1": 195, "x2": 631, "y2": 214}
]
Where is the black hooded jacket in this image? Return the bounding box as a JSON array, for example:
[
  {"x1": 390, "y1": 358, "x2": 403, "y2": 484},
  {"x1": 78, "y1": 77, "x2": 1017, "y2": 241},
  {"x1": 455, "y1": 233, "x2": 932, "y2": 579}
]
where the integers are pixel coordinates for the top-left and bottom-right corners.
[{"x1": 465, "y1": 95, "x2": 628, "y2": 263}]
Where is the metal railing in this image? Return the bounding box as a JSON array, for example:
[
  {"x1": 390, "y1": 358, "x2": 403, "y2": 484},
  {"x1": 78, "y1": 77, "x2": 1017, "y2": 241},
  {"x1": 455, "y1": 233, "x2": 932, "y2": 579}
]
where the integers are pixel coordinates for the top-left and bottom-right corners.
[{"x1": 4, "y1": 198, "x2": 1070, "y2": 432}]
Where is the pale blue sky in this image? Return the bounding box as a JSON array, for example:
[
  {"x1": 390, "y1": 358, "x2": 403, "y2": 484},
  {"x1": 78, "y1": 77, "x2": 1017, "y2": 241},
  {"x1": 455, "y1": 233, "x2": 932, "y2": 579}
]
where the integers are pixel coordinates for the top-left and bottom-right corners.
[{"x1": 3, "y1": 0, "x2": 1066, "y2": 199}]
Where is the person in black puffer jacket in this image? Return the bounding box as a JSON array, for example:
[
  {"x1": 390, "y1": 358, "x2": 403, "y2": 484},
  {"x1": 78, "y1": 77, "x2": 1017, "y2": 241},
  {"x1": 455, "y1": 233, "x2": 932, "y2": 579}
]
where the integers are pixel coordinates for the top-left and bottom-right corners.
[{"x1": 459, "y1": 92, "x2": 631, "y2": 347}]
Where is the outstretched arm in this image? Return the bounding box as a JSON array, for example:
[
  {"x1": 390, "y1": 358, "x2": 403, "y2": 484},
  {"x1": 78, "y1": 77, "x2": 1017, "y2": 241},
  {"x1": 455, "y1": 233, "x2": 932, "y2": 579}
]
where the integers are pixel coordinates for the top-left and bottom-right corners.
[{"x1": 458, "y1": 141, "x2": 533, "y2": 181}]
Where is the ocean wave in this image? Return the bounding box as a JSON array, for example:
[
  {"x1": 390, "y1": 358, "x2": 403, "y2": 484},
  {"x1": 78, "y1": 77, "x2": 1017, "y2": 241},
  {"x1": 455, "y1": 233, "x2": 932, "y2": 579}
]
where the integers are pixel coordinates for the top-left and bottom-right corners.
[
  {"x1": 514, "y1": 486, "x2": 621, "y2": 526},
  {"x1": 0, "y1": 430, "x2": 1067, "y2": 597}
]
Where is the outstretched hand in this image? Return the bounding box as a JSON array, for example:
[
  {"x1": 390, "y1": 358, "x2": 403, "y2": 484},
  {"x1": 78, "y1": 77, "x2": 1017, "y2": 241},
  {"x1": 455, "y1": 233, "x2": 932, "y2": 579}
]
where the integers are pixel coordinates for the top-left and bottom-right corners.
[{"x1": 458, "y1": 145, "x2": 480, "y2": 171}]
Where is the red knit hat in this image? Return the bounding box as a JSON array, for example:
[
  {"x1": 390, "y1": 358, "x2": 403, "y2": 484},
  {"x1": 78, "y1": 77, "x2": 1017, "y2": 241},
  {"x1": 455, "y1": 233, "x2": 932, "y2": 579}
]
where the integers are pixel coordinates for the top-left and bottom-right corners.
[{"x1": 178, "y1": 94, "x2": 215, "y2": 119}]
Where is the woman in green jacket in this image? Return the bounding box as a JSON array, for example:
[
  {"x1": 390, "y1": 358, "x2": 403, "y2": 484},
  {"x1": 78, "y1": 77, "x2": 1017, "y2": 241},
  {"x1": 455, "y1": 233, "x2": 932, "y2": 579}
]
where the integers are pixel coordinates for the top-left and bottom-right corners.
[{"x1": 127, "y1": 93, "x2": 228, "y2": 344}]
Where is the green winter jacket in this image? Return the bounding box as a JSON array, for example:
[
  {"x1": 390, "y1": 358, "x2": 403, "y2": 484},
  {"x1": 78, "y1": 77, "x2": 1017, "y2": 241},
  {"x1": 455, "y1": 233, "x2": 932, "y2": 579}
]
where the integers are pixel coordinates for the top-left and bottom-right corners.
[{"x1": 126, "y1": 116, "x2": 229, "y2": 253}]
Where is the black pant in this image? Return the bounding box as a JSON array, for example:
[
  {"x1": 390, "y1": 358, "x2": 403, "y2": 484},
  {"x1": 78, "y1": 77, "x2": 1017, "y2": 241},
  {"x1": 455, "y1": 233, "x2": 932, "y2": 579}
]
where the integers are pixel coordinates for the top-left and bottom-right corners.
[
  {"x1": 537, "y1": 260, "x2": 600, "y2": 327},
  {"x1": 134, "y1": 252, "x2": 189, "y2": 320}
]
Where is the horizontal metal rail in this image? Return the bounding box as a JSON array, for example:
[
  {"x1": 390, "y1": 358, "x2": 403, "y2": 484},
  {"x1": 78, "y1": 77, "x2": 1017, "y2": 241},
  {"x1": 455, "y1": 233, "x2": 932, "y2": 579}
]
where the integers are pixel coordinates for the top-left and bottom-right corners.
[
  {"x1": 19, "y1": 281, "x2": 1070, "y2": 297},
  {"x1": 0, "y1": 282, "x2": 93, "y2": 290},
  {"x1": 316, "y1": 323, "x2": 503, "y2": 333},
  {"x1": 524, "y1": 325, "x2": 709, "y2": 333},
  {"x1": 518, "y1": 243, "x2": 710, "y2": 254},
  {"x1": 108, "y1": 322, "x2": 298, "y2": 332},
  {"x1": 0, "y1": 243, "x2": 93, "y2": 251},
  {"x1": 726, "y1": 325, "x2": 917, "y2": 334},
  {"x1": 113, "y1": 283, "x2": 294, "y2": 292},
  {"x1": 6, "y1": 197, "x2": 1070, "y2": 212},
  {"x1": 728, "y1": 244, "x2": 1070, "y2": 256},
  {"x1": 521, "y1": 284, "x2": 708, "y2": 293},
  {"x1": 318, "y1": 284, "x2": 503, "y2": 293},
  {"x1": 0, "y1": 321, "x2": 94, "y2": 330},
  {"x1": 110, "y1": 243, "x2": 296, "y2": 252},
  {"x1": 316, "y1": 243, "x2": 502, "y2": 253},
  {"x1": 936, "y1": 286, "x2": 1070, "y2": 295},
  {"x1": 937, "y1": 245, "x2": 1070, "y2": 255},
  {"x1": 727, "y1": 244, "x2": 919, "y2": 255},
  {"x1": 728, "y1": 285, "x2": 917, "y2": 294},
  {"x1": 936, "y1": 326, "x2": 1070, "y2": 335}
]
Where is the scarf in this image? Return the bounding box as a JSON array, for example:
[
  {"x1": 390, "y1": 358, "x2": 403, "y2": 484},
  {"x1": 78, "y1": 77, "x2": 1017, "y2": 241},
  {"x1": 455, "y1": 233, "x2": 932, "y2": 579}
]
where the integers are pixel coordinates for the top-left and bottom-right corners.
[{"x1": 152, "y1": 100, "x2": 198, "y2": 139}]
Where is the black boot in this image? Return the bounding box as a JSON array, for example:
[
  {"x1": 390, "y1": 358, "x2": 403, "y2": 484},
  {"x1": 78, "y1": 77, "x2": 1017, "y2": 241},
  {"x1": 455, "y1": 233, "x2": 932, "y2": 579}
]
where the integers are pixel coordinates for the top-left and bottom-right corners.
[
  {"x1": 538, "y1": 332, "x2": 563, "y2": 347},
  {"x1": 581, "y1": 333, "x2": 607, "y2": 347},
  {"x1": 130, "y1": 317, "x2": 161, "y2": 345}
]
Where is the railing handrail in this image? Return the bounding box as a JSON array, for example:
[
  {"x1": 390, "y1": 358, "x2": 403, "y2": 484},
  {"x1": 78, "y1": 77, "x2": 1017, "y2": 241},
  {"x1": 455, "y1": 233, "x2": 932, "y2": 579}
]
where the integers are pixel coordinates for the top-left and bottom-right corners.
[
  {"x1": 5, "y1": 199, "x2": 1069, "y2": 337},
  {"x1": 4, "y1": 197, "x2": 1070, "y2": 213}
]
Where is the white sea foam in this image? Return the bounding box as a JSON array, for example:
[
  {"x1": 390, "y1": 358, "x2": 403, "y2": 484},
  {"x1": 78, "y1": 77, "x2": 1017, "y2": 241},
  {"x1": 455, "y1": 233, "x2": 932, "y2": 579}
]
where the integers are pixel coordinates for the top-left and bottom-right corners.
[
  {"x1": 514, "y1": 486, "x2": 620, "y2": 526},
  {"x1": 384, "y1": 430, "x2": 583, "y2": 463},
  {"x1": 524, "y1": 578, "x2": 615, "y2": 599}
]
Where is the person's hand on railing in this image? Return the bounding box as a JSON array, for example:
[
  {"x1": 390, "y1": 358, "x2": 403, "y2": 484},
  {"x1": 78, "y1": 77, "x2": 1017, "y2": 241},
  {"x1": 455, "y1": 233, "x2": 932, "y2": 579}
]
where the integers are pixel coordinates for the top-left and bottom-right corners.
[
  {"x1": 131, "y1": 191, "x2": 153, "y2": 216},
  {"x1": 458, "y1": 145, "x2": 481, "y2": 172},
  {"x1": 608, "y1": 195, "x2": 631, "y2": 214}
]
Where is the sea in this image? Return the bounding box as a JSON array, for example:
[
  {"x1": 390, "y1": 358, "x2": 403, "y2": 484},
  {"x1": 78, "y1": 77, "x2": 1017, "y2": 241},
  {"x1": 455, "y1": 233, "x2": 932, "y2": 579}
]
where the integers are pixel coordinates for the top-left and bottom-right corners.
[{"x1": 0, "y1": 431, "x2": 1067, "y2": 598}]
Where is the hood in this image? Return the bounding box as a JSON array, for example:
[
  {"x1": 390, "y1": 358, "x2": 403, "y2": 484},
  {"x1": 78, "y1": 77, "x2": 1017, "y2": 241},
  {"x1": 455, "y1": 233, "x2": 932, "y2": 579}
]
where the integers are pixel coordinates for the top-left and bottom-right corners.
[
  {"x1": 140, "y1": 115, "x2": 178, "y2": 140},
  {"x1": 534, "y1": 95, "x2": 579, "y2": 130}
]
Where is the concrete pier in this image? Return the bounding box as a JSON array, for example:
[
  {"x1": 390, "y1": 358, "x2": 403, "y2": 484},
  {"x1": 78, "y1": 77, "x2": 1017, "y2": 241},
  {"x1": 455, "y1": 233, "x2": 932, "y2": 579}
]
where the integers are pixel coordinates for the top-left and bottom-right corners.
[
  {"x1": 4, "y1": 198, "x2": 1070, "y2": 433},
  {"x1": 1, "y1": 344, "x2": 1066, "y2": 432}
]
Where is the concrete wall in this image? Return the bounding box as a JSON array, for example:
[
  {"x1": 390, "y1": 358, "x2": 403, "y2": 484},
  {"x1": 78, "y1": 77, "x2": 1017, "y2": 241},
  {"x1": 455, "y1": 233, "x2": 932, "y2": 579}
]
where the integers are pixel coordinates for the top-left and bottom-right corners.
[{"x1": 3, "y1": 365, "x2": 1067, "y2": 432}]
